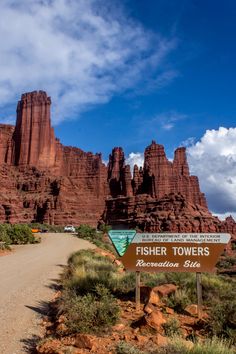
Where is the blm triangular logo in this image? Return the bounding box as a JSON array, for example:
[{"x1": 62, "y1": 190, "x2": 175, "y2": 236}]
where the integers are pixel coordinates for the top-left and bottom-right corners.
[{"x1": 108, "y1": 230, "x2": 136, "y2": 257}]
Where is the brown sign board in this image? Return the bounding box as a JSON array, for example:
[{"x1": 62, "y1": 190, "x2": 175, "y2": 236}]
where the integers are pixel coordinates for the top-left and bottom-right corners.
[{"x1": 120, "y1": 233, "x2": 231, "y2": 273}]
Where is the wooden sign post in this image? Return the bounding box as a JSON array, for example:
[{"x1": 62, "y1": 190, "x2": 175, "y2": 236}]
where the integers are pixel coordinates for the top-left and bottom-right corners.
[
  {"x1": 135, "y1": 271, "x2": 141, "y2": 310},
  {"x1": 196, "y1": 272, "x2": 202, "y2": 318}
]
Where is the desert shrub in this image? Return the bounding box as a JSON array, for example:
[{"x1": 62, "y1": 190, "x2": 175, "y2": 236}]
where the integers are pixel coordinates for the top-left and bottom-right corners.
[
  {"x1": 141, "y1": 272, "x2": 196, "y2": 299},
  {"x1": 0, "y1": 224, "x2": 11, "y2": 245},
  {"x1": 164, "y1": 289, "x2": 193, "y2": 313},
  {"x1": 208, "y1": 301, "x2": 236, "y2": 344},
  {"x1": 216, "y1": 256, "x2": 236, "y2": 269},
  {"x1": 98, "y1": 223, "x2": 111, "y2": 234},
  {"x1": 62, "y1": 285, "x2": 119, "y2": 334},
  {"x1": 46, "y1": 224, "x2": 64, "y2": 232},
  {"x1": 7, "y1": 224, "x2": 37, "y2": 244},
  {"x1": 65, "y1": 250, "x2": 136, "y2": 296},
  {"x1": 116, "y1": 341, "x2": 145, "y2": 354},
  {"x1": 165, "y1": 272, "x2": 196, "y2": 290},
  {"x1": 63, "y1": 250, "x2": 117, "y2": 295},
  {"x1": 113, "y1": 272, "x2": 136, "y2": 295},
  {"x1": 189, "y1": 337, "x2": 236, "y2": 354},
  {"x1": 0, "y1": 224, "x2": 38, "y2": 245},
  {"x1": 163, "y1": 318, "x2": 182, "y2": 337},
  {"x1": 140, "y1": 272, "x2": 166, "y2": 287},
  {"x1": 77, "y1": 224, "x2": 97, "y2": 239},
  {"x1": 76, "y1": 224, "x2": 116, "y2": 253},
  {"x1": 202, "y1": 274, "x2": 236, "y2": 303},
  {"x1": 150, "y1": 336, "x2": 235, "y2": 354}
]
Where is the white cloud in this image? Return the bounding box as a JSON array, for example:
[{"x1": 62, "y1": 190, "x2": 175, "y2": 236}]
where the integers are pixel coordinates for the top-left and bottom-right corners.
[
  {"x1": 187, "y1": 127, "x2": 236, "y2": 214},
  {"x1": 161, "y1": 111, "x2": 188, "y2": 130},
  {"x1": 180, "y1": 136, "x2": 196, "y2": 147},
  {"x1": 149, "y1": 111, "x2": 188, "y2": 131},
  {"x1": 126, "y1": 152, "x2": 144, "y2": 172},
  {"x1": 0, "y1": 0, "x2": 177, "y2": 124}
]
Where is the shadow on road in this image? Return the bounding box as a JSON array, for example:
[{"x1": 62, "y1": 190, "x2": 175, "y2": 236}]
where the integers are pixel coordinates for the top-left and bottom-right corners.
[
  {"x1": 25, "y1": 300, "x2": 49, "y2": 316},
  {"x1": 22, "y1": 264, "x2": 66, "y2": 352},
  {"x1": 23, "y1": 301, "x2": 51, "y2": 353},
  {"x1": 21, "y1": 335, "x2": 41, "y2": 354}
]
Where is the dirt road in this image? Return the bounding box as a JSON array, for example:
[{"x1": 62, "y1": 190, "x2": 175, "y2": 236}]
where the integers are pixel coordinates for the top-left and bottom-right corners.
[{"x1": 0, "y1": 233, "x2": 95, "y2": 354}]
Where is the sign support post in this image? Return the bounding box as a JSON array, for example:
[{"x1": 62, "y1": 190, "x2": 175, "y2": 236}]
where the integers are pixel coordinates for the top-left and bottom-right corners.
[
  {"x1": 196, "y1": 272, "x2": 202, "y2": 319},
  {"x1": 135, "y1": 271, "x2": 141, "y2": 310}
]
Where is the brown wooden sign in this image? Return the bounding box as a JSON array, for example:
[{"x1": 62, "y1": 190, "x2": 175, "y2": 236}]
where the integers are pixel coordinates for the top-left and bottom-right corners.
[{"x1": 121, "y1": 233, "x2": 231, "y2": 273}]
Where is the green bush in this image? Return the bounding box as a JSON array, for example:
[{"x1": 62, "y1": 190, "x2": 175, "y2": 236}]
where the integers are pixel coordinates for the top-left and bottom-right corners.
[
  {"x1": 202, "y1": 274, "x2": 236, "y2": 303},
  {"x1": 64, "y1": 250, "x2": 117, "y2": 295},
  {"x1": 62, "y1": 285, "x2": 119, "y2": 334},
  {"x1": 116, "y1": 341, "x2": 145, "y2": 354},
  {"x1": 64, "y1": 250, "x2": 138, "y2": 298},
  {"x1": 163, "y1": 318, "x2": 182, "y2": 337},
  {"x1": 76, "y1": 224, "x2": 115, "y2": 253},
  {"x1": 0, "y1": 224, "x2": 11, "y2": 246},
  {"x1": 150, "y1": 336, "x2": 235, "y2": 354},
  {"x1": 113, "y1": 272, "x2": 136, "y2": 295},
  {"x1": 7, "y1": 224, "x2": 37, "y2": 244},
  {"x1": 0, "y1": 224, "x2": 38, "y2": 245},
  {"x1": 98, "y1": 224, "x2": 111, "y2": 234},
  {"x1": 77, "y1": 224, "x2": 97, "y2": 239},
  {"x1": 189, "y1": 337, "x2": 236, "y2": 354},
  {"x1": 164, "y1": 289, "x2": 193, "y2": 314},
  {"x1": 216, "y1": 256, "x2": 236, "y2": 269},
  {"x1": 208, "y1": 301, "x2": 236, "y2": 343}
]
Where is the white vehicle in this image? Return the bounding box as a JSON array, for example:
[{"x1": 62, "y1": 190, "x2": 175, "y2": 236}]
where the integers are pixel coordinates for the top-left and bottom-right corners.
[{"x1": 64, "y1": 225, "x2": 76, "y2": 232}]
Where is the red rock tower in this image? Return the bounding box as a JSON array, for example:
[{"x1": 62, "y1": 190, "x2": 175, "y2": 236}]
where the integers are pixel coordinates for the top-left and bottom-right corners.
[
  {"x1": 12, "y1": 91, "x2": 56, "y2": 169},
  {"x1": 107, "y1": 147, "x2": 125, "y2": 197}
]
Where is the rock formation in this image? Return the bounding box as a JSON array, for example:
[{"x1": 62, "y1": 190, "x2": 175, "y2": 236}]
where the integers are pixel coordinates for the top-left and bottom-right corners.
[
  {"x1": 0, "y1": 90, "x2": 235, "y2": 245},
  {"x1": 13, "y1": 91, "x2": 56, "y2": 169},
  {"x1": 0, "y1": 124, "x2": 14, "y2": 164}
]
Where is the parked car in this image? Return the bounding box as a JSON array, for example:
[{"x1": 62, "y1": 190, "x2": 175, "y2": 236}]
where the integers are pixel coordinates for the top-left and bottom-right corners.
[
  {"x1": 64, "y1": 225, "x2": 76, "y2": 232},
  {"x1": 31, "y1": 228, "x2": 41, "y2": 233},
  {"x1": 31, "y1": 228, "x2": 48, "y2": 233}
]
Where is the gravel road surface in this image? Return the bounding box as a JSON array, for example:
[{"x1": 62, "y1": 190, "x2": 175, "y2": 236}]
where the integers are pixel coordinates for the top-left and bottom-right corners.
[{"x1": 0, "y1": 233, "x2": 95, "y2": 354}]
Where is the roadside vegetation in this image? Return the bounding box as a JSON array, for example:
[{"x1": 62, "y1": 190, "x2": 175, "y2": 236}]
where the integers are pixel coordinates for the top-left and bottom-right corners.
[
  {"x1": 39, "y1": 245, "x2": 236, "y2": 352},
  {"x1": 59, "y1": 250, "x2": 120, "y2": 334},
  {"x1": 76, "y1": 223, "x2": 115, "y2": 254},
  {"x1": 115, "y1": 337, "x2": 236, "y2": 354},
  {"x1": 0, "y1": 224, "x2": 39, "y2": 247},
  {"x1": 72, "y1": 225, "x2": 236, "y2": 345},
  {"x1": 35, "y1": 224, "x2": 236, "y2": 353}
]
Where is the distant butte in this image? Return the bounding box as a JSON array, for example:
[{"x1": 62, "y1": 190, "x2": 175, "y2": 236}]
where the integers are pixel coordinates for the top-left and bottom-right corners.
[{"x1": 0, "y1": 91, "x2": 235, "y2": 248}]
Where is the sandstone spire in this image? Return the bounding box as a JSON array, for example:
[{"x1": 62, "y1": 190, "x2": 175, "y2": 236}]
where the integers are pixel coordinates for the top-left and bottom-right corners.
[
  {"x1": 12, "y1": 91, "x2": 56, "y2": 169},
  {"x1": 143, "y1": 140, "x2": 172, "y2": 197},
  {"x1": 107, "y1": 147, "x2": 125, "y2": 197}
]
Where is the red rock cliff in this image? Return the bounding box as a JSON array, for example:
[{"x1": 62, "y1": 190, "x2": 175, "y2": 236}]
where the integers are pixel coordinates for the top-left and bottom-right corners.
[{"x1": 0, "y1": 90, "x2": 235, "y2": 245}]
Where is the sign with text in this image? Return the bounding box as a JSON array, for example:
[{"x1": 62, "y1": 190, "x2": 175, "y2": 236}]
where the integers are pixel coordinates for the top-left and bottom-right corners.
[
  {"x1": 120, "y1": 233, "x2": 231, "y2": 272},
  {"x1": 108, "y1": 230, "x2": 136, "y2": 257}
]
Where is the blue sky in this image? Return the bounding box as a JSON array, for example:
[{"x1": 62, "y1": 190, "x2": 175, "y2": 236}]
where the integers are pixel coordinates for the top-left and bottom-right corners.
[
  {"x1": 0, "y1": 0, "x2": 236, "y2": 218},
  {"x1": 54, "y1": 0, "x2": 236, "y2": 158}
]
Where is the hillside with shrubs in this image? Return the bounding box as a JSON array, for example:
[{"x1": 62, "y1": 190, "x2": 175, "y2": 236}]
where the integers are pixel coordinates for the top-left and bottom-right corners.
[{"x1": 36, "y1": 225, "x2": 236, "y2": 354}]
